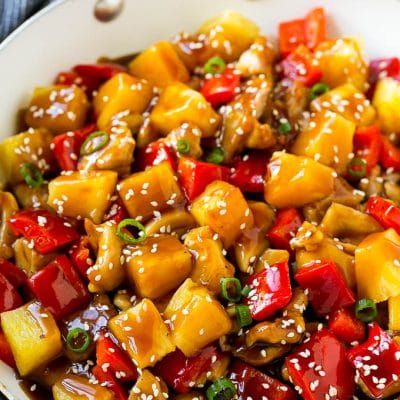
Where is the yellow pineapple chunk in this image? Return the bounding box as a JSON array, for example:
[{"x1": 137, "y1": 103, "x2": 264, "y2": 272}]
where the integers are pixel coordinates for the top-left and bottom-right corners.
[
  {"x1": 25, "y1": 85, "x2": 88, "y2": 134},
  {"x1": 1, "y1": 301, "x2": 62, "y2": 376},
  {"x1": 190, "y1": 180, "x2": 254, "y2": 248},
  {"x1": 109, "y1": 299, "x2": 175, "y2": 368},
  {"x1": 47, "y1": 170, "x2": 117, "y2": 223},
  {"x1": 118, "y1": 162, "x2": 184, "y2": 222},
  {"x1": 129, "y1": 41, "x2": 189, "y2": 87},
  {"x1": 0, "y1": 191, "x2": 19, "y2": 259},
  {"x1": 389, "y1": 295, "x2": 400, "y2": 331},
  {"x1": 150, "y1": 83, "x2": 221, "y2": 137},
  {"x1": 164, "y1": 279, "x2": 232, "y2": 356},
  {"x1": 126, "y1": 235, "x2": 192, "y2": 299},
  {"x1": 184, "y1": 226, "x2": 234, "y2": 294},
  {"x1": 129, "y1": 370, "x2": 168, "y2": 400},
  {"x1": 255, "y1": 249, "x2": 290, "y2": 273}
]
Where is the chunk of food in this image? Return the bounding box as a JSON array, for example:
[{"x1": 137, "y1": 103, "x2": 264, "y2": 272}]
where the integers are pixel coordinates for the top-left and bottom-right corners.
[
  {"x1": 1, "y1": 301, "x2": 62, "y2": 376},
  {"x1": 164, "y1": 279, "x2": 232, "y2": 356},
  {"x1": 47, "y1": 170, "x2": 117, "y2": 223},
  {"x1": 109, "y1": 299, "x2": 175, "y2": 368},
  {"x1": 25, "y1": 85, "x2": 89, "y2": 134},
  {"x1": 128, "y1": 369, "x2": 168, "y2": 400},
  {"x1": 144, "y1": 209, "x2": 196, "y2": 236},
  {"x1": 126, "y1": 234, "x2": 192, "y2": 299},
  {"x1": 388, "y1": 295, "x2": 400, "y2": 331},
  {"x1": 264, "y1": 152, "x2": 335, "y2": 208},
  {"x1": 150, "y1": 83, "x2": 221, "y2": 137},
  {"x1": 164, "y1": 123, "x2": 203, "y2": 160},
  {"x1": 129, "y1": 41, "x2": 189, "y2": 87},
  {"x1": 190, "y1": 180, "x2": 254, "y2": 248},
  {"x1": 12, "y1": 182, "x2": 49, "y2": 210},
  {"x1": 0, "y1": 191, "x2": 18, "y2": 259}
]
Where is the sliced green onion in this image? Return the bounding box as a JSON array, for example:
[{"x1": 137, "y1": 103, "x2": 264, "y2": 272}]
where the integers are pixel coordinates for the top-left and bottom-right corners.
[
  {"x1": 177, "y1": 139, "x2": 190, "y2": 155},
  {"x1": 355, "y1": 298, "x2": 377, "y2": 322},
  {"x1": 310, "y1": 82, "x2": 330, "y2": 101},
  {"x1": 206, "y1": 377, "x2": 236, "y2": 400},
  {"x1": 235, "y1": 304, "x2": 253, "y2": 328},
  {"x1": 117, "y1": 218, "x2": 147, "y2": 244},
  {"x1": 204, "y1": 56, "x2": 226, "y2": 76},
  {"x1": 19, "y1": 163, "x2": 43, "y2": 188},
  {"x1": 80, "y1": 131, "x2": 109, "y2": 156},
  {"x1": 347, "y1": 157, "x2": 367, "y2": 179},
  {"x1": 66, "y1": 328, "x2": 91, "y2": 353},
  {"x1": 206, "y1": 148, "x2": 224, "y2": 164},
  {"x1": 278, "y1": 121, "x2": 292, "y2": 135},
  {"x1": 221, "y1": 277, "x2": 242, "y2": 303},
  {"x1": 241, "y1": 285, "x2": 251, "y2": 297}
]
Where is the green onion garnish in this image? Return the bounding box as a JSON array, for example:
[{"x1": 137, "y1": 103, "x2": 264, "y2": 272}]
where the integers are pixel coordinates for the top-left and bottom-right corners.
[
  {"x1": 204, "y1": 56, "x2": 226, "y2": 76},
  {"x1": 206, "y1": 377, "x2": 236, "y2": 400},
  {"x1": 241, "y1": 285, "x2": 251, "y2": 297},
  {"x1": 19, "y1": 163, "x2": 43, "y2": 188},
  {"x1": 177, "y1": 139, "x2": 190, "y2": 155},
  {"x1": 355, "y1": 298, "x2": 377, "y2": 322},
  {"x1": 206, "y1": 148, "x2": 224, "y2": 164},
  {"x1": 347, "y1": 157, "x2": 367, "y2": 179},
  {"x1": 221, "y1": 277, "x2": 242, "y2": 303},
  {"x1": 117, "y1": 218, "x2": 147, "y2": 244},
  {"x1": 309, "y1": 82, "x2": 330, "y2": 101},
  {"x1": 235, "y1": 304, "x2": 253, "y2": 328},
  {"x1": 278, "y1": 121, "x2": 292, "y2": 135},
  {"x1": 66, "y1": 328, "x2": 91, "y2": 353},
  {"x1": 80, "y1": 131, "x2": 109, "y2": 156}
]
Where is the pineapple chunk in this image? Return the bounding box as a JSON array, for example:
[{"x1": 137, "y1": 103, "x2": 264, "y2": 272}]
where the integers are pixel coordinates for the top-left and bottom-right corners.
[
  {"x1": 190, "y1": 180, "x2": 254, "y2": 248},
  {"x1": 292, "y1": 111, "x2": 355, "y2": 174},
  {"x1": 118, "y1": 162, "x2": 184, "y2": 222},
  {"x1": 144, "y1": 209, "x2": 196, "y2": 236},
  {"x1": 264, "y1": 152, "x2": 335, "y2": 209},
  {"x1": 94, "y1": 73, "x2": 153, "y2": 130},
  {"x1": 129, "y1": 41, "x2": 189, "y2": 87},
  {"x1": 150, "y1": 83, "x2": 221, "y2": 137},
  {"x1": 0, "y1": 191, "x2": 19, "y2": 259},
  {"x1": 314, "y1": 38, "x2": 368, "y2": 91},
  {"x1": 52, "y1": 374, "x2": 113, "y2": 400},
  {"x1": 47, "y1": 170, "x2": 117, "y2": 224},
  {"x1": 25, "y1": 85, "x2": 89, "y2": 134},
  {"x1": 13, "y1": 182, "x2": 49, "y2": 210},
  {"x1": 184, "y1": 226, "x2": 234, "y2": 294},
  {"x1": 129, "y1": 370, "x2": 168, "y2": 400},
  {"x1": 372, "y1": 77, "x2": 400, "y2": 133},
  {"x1": 0, "y1": 128, "x2": 53, "y2": 185},
  {"x1": 1, "y1": 301, "x2": 62, "y2": 376},
  {"x1": 255, "y1": 249, "x2": 290, "y2": 273},
  {"x1": 126, "y1": 234, "x2": 192, "y2": 299},
  {"x1": 164, "y1": 279, "x2": 231, "y2": 356},
  {"x1": 109, "y1": 299, "x2": 175, "y2": 368},
  {"x1": 310, "y1": 84, "x2": 375, "y2": 126},
  {"x1": 389, "y1": 295, "x2": 400, "y2": 331}
]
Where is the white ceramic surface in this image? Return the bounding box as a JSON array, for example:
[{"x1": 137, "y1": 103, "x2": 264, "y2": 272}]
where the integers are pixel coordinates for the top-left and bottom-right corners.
[{"x1": 1, "y1": 0, "x2": 400, "y2": 398}]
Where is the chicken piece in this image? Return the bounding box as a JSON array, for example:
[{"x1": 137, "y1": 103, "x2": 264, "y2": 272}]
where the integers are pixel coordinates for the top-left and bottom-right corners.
[
  {"x1": 129, "y1": 370, "x2": 168, "y2": 400},
  {"x1": 13, "y1": 182, "x2": 49, "y2": 209},
  {"x1": 145, "y1": 209, "x2": 196, "y2": 237},
  {"x1": 164, "y1": 123, "x2": 203, "y2": 159},
  {"x1": 136, "y1": 117, "x2": 161, "y2": 149},
  {"x1": 0, "y1": 191, "x2": 19, "y2": 259}
]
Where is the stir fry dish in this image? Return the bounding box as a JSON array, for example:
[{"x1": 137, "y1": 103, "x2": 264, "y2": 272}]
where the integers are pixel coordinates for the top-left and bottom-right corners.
[{"x1": 2, "y1": 7, "x2": 400, "y2": 400}]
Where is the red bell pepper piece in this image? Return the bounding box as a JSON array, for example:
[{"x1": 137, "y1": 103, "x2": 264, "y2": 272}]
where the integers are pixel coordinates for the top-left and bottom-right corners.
[
  {"x1": 266, "y1": 208, "x2": 304, "y2": 253},
  {"x1": 68, "y1": 237, "x2": 93, "y2": 279},
  {"x1": 294, "y1": 260, "x2": 355, "y2": 316},
  {"x1": 27, "y1": 255, "x2": 90, "y2": 320},
  {"x1": 244, "y1": 261, "x2": 292, "y2": 321},
  {"x1": 328, "y1": 307, "x2": 366, "y2": 344},
  {"x1": 201, "y1": 67, "x2": 241, "y2": 108},
  {"x1": 8, "y1": 209, "x2": 80, "y2": 254},
  {"x1": 286, "y1": 329, "x2": 355, "y2": 400},
  {"x1": 347, "y1": 323, "x2": 400, "y2": 398},
  {"x1": 380, "y1": 136, "x2": 400, "y2": 172},
  {"x1": 178, "y1": 157, "x2": 229, "y2": 202},
  {"x1": 154, "y1": 346, "x2": 223, "y2": 393},
  {"x1": 0, "y1": 258, "x2": 26, "y2": 288},
  {"x1": 73, "y1": 63, "x2": 127, "y2": 80},
  {"x1": 228, "y1": 153, "x2": 268, "y2": 193},
  {"x1": 103, "y1": 198, "x2": 128, "y2": 225},
  {"x1": 229, "y1": 360, "x2": 296, "y2": 400},
  {"x1": 353, "y1": 125, "x2": 382, "y2": 175},
  {"x1": 281, "y1": 45, "x2": 322, "y2": 87},
  {"x1": 279, "y1": 18, "x2": 306, "y2": 57},
  {"x1": 137, "y1": 140, "x2": 176, "y2": 171},
  {"x1": 365, "y1": 196, "x2": 400, "y2": 234},
  {"x1": 304, "y1": 7, "x2": 327, "y2": 50},
  {"x1": 51, "y1": 123, "x2": 97, "y2": 171},
  {"x1": 92, "y1": 365, "x2": 128, "y2": 400},
  {"x1": 0, "y1": 272, "x2": 23, "y2": 313},
  {"x1": 369, "y1": 58, "x2": 400, "y2": 84},
  {"x1": 0, "y1": 330, "x2": 16, "y2": 369}
]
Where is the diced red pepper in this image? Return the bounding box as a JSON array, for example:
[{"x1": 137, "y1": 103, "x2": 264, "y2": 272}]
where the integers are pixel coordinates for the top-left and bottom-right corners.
[
  {"x1": 8, "y1": 209, "x2": 80, "y2": 254},
  {"x1": 244, "y1": 261, "x2": 292, "y2": 321},
  {"x1": 229, "y1": 360, "x2": 296, "y2": 400},
  {"x1": 0, "y1": 330, "x2": 16, "y2": 369},
  {"x1": 279, "y1": 18, "x2": 306, "y2": 57},
  {"x1": 0, "y1": 258, "x2": 26, "y2": 288},
  {"x1": 347, "y1": 323, "x2": 400, "y2": 398},
  {"x1": 51, "y1": 123, "x2": 97, "y2": 171},
  {"x1": 68, "y1": 237, "x2": 93, "y2": 279},
  {"x1": 286, "y1": 329, "x2": 355, "y2": 400},
  {"x1": 154, "y1": 346, "x2": 223, "y2": 393},
  {"x1": 281, "y1": 45, "x2": 322, "y2": 87},
  {"x1": 380, "y1": 136, "x2": 400, "y2": 172},
  {"x1": 304, "y1": 7, "x2": 327, "y2": 50},
  {"x1": 353, "y1": 125, "x2": 382, "y2": 175},
  {"x1": 294, "y1": 260, "x2": 355, "y2": 316},
  {"x1": 27, "y1": 255, "x2": 90, "y2": 320},
  {"x1": 200, "y1": 67, "x2": 241, "y2": 108},
  {"x1": 0, "y1": 272, "x2": 23, "y2": 313},
  {"x1": 92, "y1": 365, "x2": 128, "y2": 400},
  {"x1": 228, "y1": 153, "x2": 268, "y2": 193},
  {"x1": 103, "y1": 198, "x2": 128, "y2": 225},
  {"x1": 178, "y1": 157, "x2": 229, "y2": 202},
  {"x1": 328, "y1": 307, "x2": 366, "y2": 344},
  {"x1": 365, "y1": 196, "x2": 400, "y2": 234},
  {"x1": 266, "y1": 208, "x2": 304, "y2": 253},
  {"x1": 73, "y1": 63, "x2": 127, "y2": 81},
  {"x1": 137, "y1": 140, "x2": 176, "y2": 171},
  {"x1": 369, "y1": 58, "x2": 400, "y2": 85}
]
